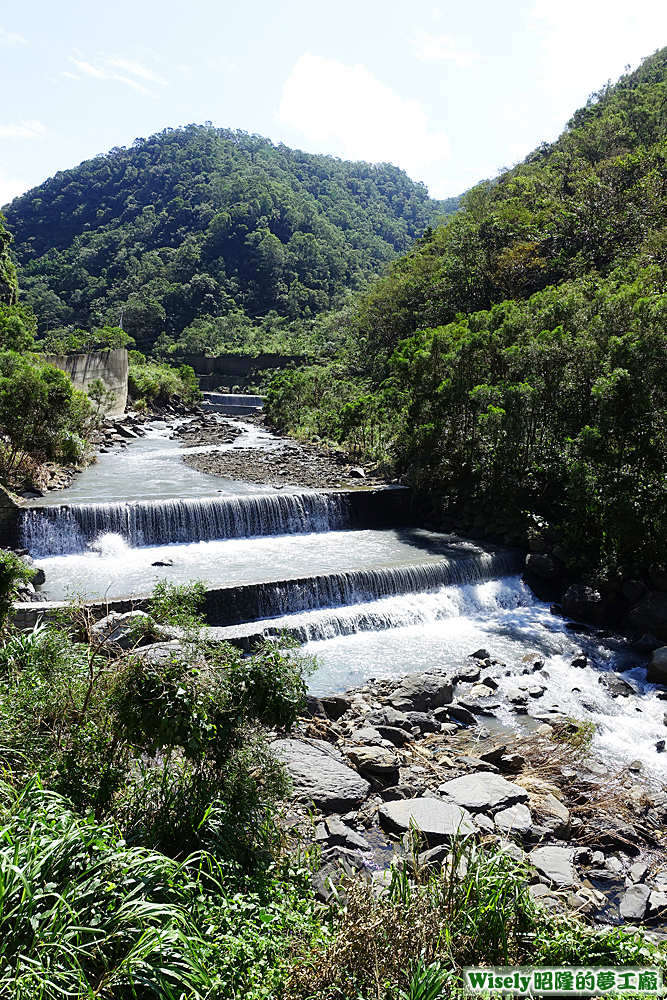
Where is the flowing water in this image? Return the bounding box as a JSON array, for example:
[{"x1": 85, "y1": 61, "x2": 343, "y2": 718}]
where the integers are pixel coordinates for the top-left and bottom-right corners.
[{"x1": 19, "y1": 417, "x2": 666, "y2": 779}]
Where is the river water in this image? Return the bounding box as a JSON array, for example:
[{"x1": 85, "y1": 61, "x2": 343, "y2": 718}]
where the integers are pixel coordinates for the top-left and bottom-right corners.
[{"x1": 20, "y1": 417, "x2": 667, "y2": 780}]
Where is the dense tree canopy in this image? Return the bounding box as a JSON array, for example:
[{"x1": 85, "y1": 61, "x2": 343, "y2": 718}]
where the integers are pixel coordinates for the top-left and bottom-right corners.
[{"x1": 3, "y1": 126, "x2": 456, "y2": 349}]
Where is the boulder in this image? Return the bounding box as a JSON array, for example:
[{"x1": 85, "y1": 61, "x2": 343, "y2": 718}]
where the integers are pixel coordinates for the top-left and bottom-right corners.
[
  {"x1": 525, "y1": 552, "x2": 563, "y2": 579},
  {"x1": 272, "y1": 738, "x2": 370, "y2": 811},
  {"x1": 347, "y1": 747, "x2": 400, "y2": 776},
  {"x1": 135, "y1": 640, "x2": 185, "y2": 666},
  {"x1": 494, "y1": 804, "x2": 533, "y2": 836},
  {"x1": 599, "y1": 674, "x2": 635, "y2": 698},
  {"x1": 323, "y1": 817, "x2": 371, "y2": 851},
  {"x1": 320, "y1": 695, "x2": 351, "y2": 720},
  {"x1": 445, "y1": 704, "x2": 477, "y2": 726},
  {"x1": 470, "y1": 648, "x2": 490, "y2": 660},
  {"x1": 629, "y1": 592, "x2": 667, "y2": 641},
  {"x1": 628, "y1": 862, "x2": 648, "y2": 884},
  {"x1": 561, "y1": 584, "x2": 606, "y2": 622},
  {"x1": 647, "y1": 646, "x2": 667, "y2": 684},
  {"x1": 349, "y1": 726, "x2": 384, "y2": 745},
  {"x1": 90, "y1": 609, "x2": 152, "y2": 649},
  {"x1": 530, "y1": 792, "x2": 570, "y2": 838},
  {"x1": 305, "y1": 695, "x2": 327, "y2": 718},
  {"x1": 457, "y1": 664, "x2": 481, "y2": 682},
  {"x1": 647, "y1": 890, "x2": 667, "y2": 921},
  {"x1": 650, "y1": 564, "x2": 667, "y2": 591},
  {"x1": 375, "y1": 725, "x2": 412, "y2": 747},
  {"x1": 403, "y1": 711, "x2": 441, "y2": 733},
  {"x1": 531, "y1": 846, "x2": 577, "y2": 888},
  {"x1": 633, "y1": 634, "x2": 664, "y2": 654},
  {"x1": 620, "y1": 884, "x2": 650, "y2": 922},
  {"x1": 378, "y1": 797, "x2": 476, "y2": 844},
  {"x1": 438, "y1": 773, "x2": 528, "y2": 814},
  {"x1": 389, "y1": 672, "x2": 453, "y2": 712}
]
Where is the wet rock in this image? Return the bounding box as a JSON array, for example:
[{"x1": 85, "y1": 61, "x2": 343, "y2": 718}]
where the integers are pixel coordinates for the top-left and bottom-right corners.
[
  {"x1": 470, "y1": 683, "x2": 496, "y2": 699},
  {"x1": 443, "y1": 704, "x2": 477, "y2": 726},
  {"x1": 629, "y1": 592, "x2": 667, "y2": 642},
  {"x1": 507, "y1": 689, "x2": 528, "y2": 705},
  {"x1": 457, "y1": 664, "x2": 481, "y2": 682},
  {"x1": 31, "y1": 567, "x2": 46, "y2": 586},
  {"x1": 620, "y1": 884, "x2": 651, "y2": 922},
  {"x1": 348, "y1": 466, "x2": 366, "y2": 479},
  {"x1": 600, "y1": 674, "x2": 635, "y2": 698},
  {"x1": 470, "y1": 648, "x2": 490, "y2": 660},
  {"x1": 531, "y1": 846, "x2": 577, "y2": 888},
  {"x1": 495, "y1": 803, "x2": 533, "y2": 836},
  {"x1": 389, "y1": 672, "x2": 453, "y2": 712},
  {"x1": 456, "y1": 696, "x2": 501, "y2": 715},
  {"x1": 323, "y1": 817, "x2": 371, "y2": 851},
  {"x1": 481, "y1": 676, "x2": 499, "y2": 690},
  {"x1": 525, "y1": 552, "x2": 563, "y2": 579},
  {"x1": 347, "y1": 746, "x2": 400, "y2": 776},
  {"x1": 320, "y1": 695, "x2": 352, "y2": 720},
  {"x1": 305, "y1": 695, "x2": 327, "y2": 718},
  {"x1": 571, "y1": 653, "x2": 588, "y2": 668},
  {"x1": 378, "y1": 797, "x2": 477, "y2": 845},
  {"x1": 438, "y1": 773, "x2": 528, "y2": 814},
  {"x1": 272, "y1": 738, "x2": 370, "y2": 811},
  {"x1": 633, "y1": 634, "x2": 664, "y2": 654},
  {"x1": 647, "y1": 646, "x2": 667, "y2": 684}
]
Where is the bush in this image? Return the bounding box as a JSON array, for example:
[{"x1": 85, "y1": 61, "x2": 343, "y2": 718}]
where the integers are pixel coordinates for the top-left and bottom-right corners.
[
  {"x1": 128, "y1": 359, "x2": 202, "y2": 406},
  {"x1": 0, "y1": 550, "x2": 35, "y2": 629}
]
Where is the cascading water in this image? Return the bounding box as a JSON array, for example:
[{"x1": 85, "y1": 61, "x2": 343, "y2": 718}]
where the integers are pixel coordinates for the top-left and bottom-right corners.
[{"x1": 21, "y1": 491, "x2": 352, "y2": 556}]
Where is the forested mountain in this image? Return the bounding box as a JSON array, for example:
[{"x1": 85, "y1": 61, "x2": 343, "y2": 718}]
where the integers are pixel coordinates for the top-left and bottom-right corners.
[
  {"x1": 3, "y1": 126, "x2": 455, "y2": 349},
  {"x1": 266, "y1": 47, "x2": 667, "y2": 579}
]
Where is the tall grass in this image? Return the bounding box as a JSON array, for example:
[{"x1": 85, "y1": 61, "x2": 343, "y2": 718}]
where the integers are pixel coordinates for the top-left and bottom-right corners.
[{"x1": 0, "y1": 780, "x2": 210, "y2": 998}]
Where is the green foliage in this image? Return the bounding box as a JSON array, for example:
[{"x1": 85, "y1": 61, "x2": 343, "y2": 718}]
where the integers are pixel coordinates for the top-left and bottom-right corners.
[
  {"x1": 5, "y1": 126, "x2": 455, "y2": 350},
  {"x1": 40, "y1": 324, "x2": 135, "y2": 355},
  {"x1": 0, "y1": 551, "x2": 35, "y2": 628},
  {"x1": 0, "y1": 350, "x2": 92, "y2": 480},
  {"x1": 0, "y1": 301, "x2": 36, "y2": 351},
  {"x1": 0, "y1": 212, "x2": 18, "y2": 306},
  {"x1": 128, "y1": 358, "x2": 202, "y2": 405}
]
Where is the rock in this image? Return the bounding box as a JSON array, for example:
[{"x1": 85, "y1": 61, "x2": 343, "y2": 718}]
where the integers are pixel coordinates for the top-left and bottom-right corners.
[
  {"x1": 439, "y1": 722, "x2": 459, "y2": 735},
  {"x1": 324, "y1": 817, "x2": 371, "y2": 851},
  {"x1": 348, "y1": 467, "x2": 366, "y2": 478},
  {"x1": 455, "y1": 755, "x2": 499, "y2": 772},
  {"x1": 605, "y1": 856, "x2": 624, "y2": 874},
  {"x1": 648, "y1": 646, "x2": 667, "y2": 683},
  {"x1": 650, "y1": 565, "x2": 667, "y2": 591},
  {"x1": 378, "y1": 797, "x2": 477, "y2": 845},
  {"x1": 445, "y1": 704, "x2": 477, "y2": 726},
  {"x1": 481, "y1": 676, "x2": 499, "y2": 690},
  {"x1": 495, "y1": 804, "x2": 533, "y2": 836},
  {"x1": 622, "y1": 580, "x2": 649, "y2": 604},
  {"x1": 403, "y1": 711, "x2": 441, "y2": 733},
  {"x1": 470, "y1": 683, "x2": 495, "y2": 699},
  {"x1": 349, "y1": 727, "x2": 384, "y2": 745},
  {"x1": 647, "y1": 891, "x2": 667, "y2": 921},
  {"x1": 470, "y1": 648, "x2": 490, "y2": 660},
  {"x1": 457, "y1": 664, "x2": 481, "y2": 682},
  {"x1": 389, "y1": 673, "x2": 453, "y2": 712},
  {"x1": 629, "y1": 862, "x2": 649, "y2": 884},
  {"x1": 500, "y1": 753, "x2": 525, "y2": 771},
  {"x1": 365, "y1": 707, "x2": 411, "y2": 730},
  {"x1": 90, "y1": 610, "x2": 152, "y2": 649},
  {"x1": 135, "y1": 640, "x2": 185, "y2": 666},
  {"x1": 531, "y1": 792, "x2": 570, "y2": 838},
  {"x1": 633, "y1": 634, "x2": 664, "y2": 654},
  {"x1": 305, "y1": 695, "x2": 327, "y2": 718},
  {"x1": 531, "y1": 846, "x2": 577, "y2": 888},
  {"x1": 478, "y1": 744, "x2": 507, "y2": 765},
  {"x1": 417, "y1": 844, "x2": 453, "y2": 870},
  {"x1": 561, "y1": 584, "x2": 606, "y2": 622},
  {"x1": 629, "y1": 592, "x2": 667, "y2": 642},
  {"x1": 525, "y1": 552, "x2": 563, "y2": 579},
  {"x1": 320, "y1": 695, "x2": 352, "y2": 720},
  {"x1": 272, "y1": 738, "x2": 370, "y2": 811},
  {"x1": 375, "y1": 725, "x2": 412, "y2": 747},
  {"x1": 31, "y1": 567, "x2": 46, "y2": 586},
  {"x1": 571, "y1": 654, "x2": 588, "y2": 668},
  {"x1": 456, "y1": 697, "x2": 501, "y2": 715},
  {"x1": 507, "y1": 689, "x2": 528, "y2": 705},
  {"x1": 438, "y1": 773, "x2": 528, "y2": 814},
  {"x1": 585, "y1": 815, "x2": 641, "y2": 854},
  {"x1": 535, "y1": 723, "x2": 553, "y2": 736},
  {"x1": 347, "y1": 747, "x2": 400, "y2": 776},
  {"x1": 600, "y1": 674, "x2": 635, "y2": 697},
  {"x1": 620, "y1": 884, "x2": 650, "y2": 922},
  {"x1": 379, "y1": 784, "x2": 418, "y2": 802}
]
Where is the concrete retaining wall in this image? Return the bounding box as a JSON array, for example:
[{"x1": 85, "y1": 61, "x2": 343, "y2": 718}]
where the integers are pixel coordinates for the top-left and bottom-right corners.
[
  {"x1": 43, "y1": 349, "x2": 128, "y2": 416},
  {"x1": 182, "y1": 353, "x2": 304, "y2": 390}
]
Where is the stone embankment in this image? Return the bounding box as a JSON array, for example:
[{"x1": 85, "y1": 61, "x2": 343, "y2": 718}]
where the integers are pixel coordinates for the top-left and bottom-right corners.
[{"x1": 272, "y1": 649, "x2": 667, "y2": 932}]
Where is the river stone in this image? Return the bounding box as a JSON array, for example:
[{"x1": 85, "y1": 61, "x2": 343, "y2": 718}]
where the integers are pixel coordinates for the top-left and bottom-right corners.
[
  {"x1": 349, "y1": 727, "x2": 384, "y2": 745},
  {"x1": 375, "y1": 725, "x2": 412, "y2": 747},
  {"x1": 561, "y1": 583, "x2": 606, "y2": 621},
  {"x1": 648, "y1": 646, "x2": 667, "y2": 684},
  {"x1": 320, "y1": 695, "x2": 351, "y2": 720},
  {"x1": 438, "y1": 773, "x2": 528, "y2": 814},
  {"x1": 600, "y1": 674, "x2": 635, "y2": 697},
  {"x1": 389, "y1": 672, "x2": 453, "y2": 712},
  {"x1": 324, "y1": 817, "x2": 371, "y2": 851},
  {"x1": 378, "y1": 797, "x2": 476, "y2": 844},
  {"x1": 530, "y1": 846, "x2": 577, "y2": 887},
  {"x1": 136, "y1": 639, "x2": 186, "y2": 665},
  {"x1": 494, "y1": 804, "x2": 533, "y2": 836},
  {"x1": 525, "y1": 552, "x2": 562, "y2": 579},
  {"x1": 91, "y1": 609, "x2": 152, "y2": 649},
  {"x1": 630, "y1": 593, "x2": 667, "y2": 642},
  {"x1": 446, "y1": 704, "x2": 477, "y2": 726},
  {"x1": 347, "y1": 746, "x2": 400, "y2": 775},
  {"x1": 647, "y1": 890, "x2": 667, "y2": 921},
  {"x1": 531, "y1": 792, "x2": 570, "y2": 837},
  {"x1": 628, "y1": 862, "x2": 648, "y2": 884},
  {"x1": 272, "y1": 738, "x2": 370, "y2": 811},
  {"x1": 620, "y1": 883, "x2": 651, "y2": 922}
]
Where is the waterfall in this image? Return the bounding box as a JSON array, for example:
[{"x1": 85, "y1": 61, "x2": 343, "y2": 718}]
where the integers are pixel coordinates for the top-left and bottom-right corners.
[
  {"x1": 21, "y1": 491, "x2": 352, "y2": 556},
  {"x1": 206, "y1": 548, "x2": 525, "y2": 625}
]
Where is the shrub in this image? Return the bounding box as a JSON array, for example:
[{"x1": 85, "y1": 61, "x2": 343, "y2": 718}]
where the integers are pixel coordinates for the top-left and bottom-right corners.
[{"x1": 0, "y1": 550, "x2": 35, "y2": 629}]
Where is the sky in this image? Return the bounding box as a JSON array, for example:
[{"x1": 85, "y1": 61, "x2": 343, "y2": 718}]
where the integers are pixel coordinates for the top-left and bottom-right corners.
[{"x1": 2, "y1": 0, "x2": 667, "y2": 208}]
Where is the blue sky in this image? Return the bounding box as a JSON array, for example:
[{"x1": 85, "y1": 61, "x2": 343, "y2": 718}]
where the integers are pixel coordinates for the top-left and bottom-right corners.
[{"x1": 2, "y1": 0, "x2": 667, "y2": 207}]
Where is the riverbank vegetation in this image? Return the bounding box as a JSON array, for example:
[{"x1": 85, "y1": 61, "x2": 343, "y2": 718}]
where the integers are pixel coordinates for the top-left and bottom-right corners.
[{"x1": 265, "y1": 46, "x2": 667, "y2": 580}]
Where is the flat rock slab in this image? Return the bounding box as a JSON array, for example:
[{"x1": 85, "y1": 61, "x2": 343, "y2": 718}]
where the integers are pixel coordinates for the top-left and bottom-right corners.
[
  {"x1": 438, "y1": 773, "x2": 528, "y2": 814},
  {"x1": 620, "y1": 884, "x2": 651, "y2": 922},
  {"x1": 530, "y1": 846, "x2": 577, "y2": 887},
  {"x1": 272, "y1": 738, "x2": 370, "y2": 811},
  {"x1": 347, "y1": 746, "x2": 400, "y2": 775},
  {"x1": 379, "y1": 797, "x2": 477, "y2": 845}
]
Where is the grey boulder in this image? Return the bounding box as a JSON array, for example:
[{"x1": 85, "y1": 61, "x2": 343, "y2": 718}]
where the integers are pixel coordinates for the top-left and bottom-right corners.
[
  {"x1": 620, "y1": 884, "x2": 651, "y2": 922},
  {"x1": 438, "y1": 773, "x2": 528, "y2": 814},
  {"x1": 272, "y1": 738, "x2": 370, "y2": 811},
  {"x1": 347, "y1": 746, "x2": 400, "y2": 775},
  {"x1": 390, "y1": 672, "x2": 453, "y2": 712},
  {"x1": 378, "y1": 796, "x2": 476, "y2": 845},
  {"x1": 494, "y1": 804, "x2": 533, "y2": 836}
]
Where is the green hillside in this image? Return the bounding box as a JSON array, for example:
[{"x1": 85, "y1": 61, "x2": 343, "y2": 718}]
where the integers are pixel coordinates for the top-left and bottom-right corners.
[
  {"x1": 266, "y1": 47, "x2": 667, "y2": 578},
  {"x1": 3, "y1": 126, "x2": 455, "y2": 349}
]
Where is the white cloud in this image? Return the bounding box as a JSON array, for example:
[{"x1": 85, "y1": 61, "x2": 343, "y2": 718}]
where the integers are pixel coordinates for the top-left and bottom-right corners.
[
  {"x1": 0, "y1": 173, "x2": 29, "y2": 206},
  {"x1": 108, "y1": 56, "x2": 167, "y2": 85},
  {"x1": 0, "y1": 26, "x2": 27, "y2": 46},
  {"x1": 411, "y1": 32, "x2": 480, "y2": 68},
  {"x1": 277, "y1": 53, "x2": 450, "y2": 174},
  {"x1": 59, "y1": 71, "x2": 80, "y2": 80},
  {"x1": 529, "y1": 0, "x2": 667, "y2": 117},
  {"x1": 0, "y1": 120, "x2": 46, "y2": 140},
  {"x1": 67, "y1": 54, "x2": 159, "y2": 96}
]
